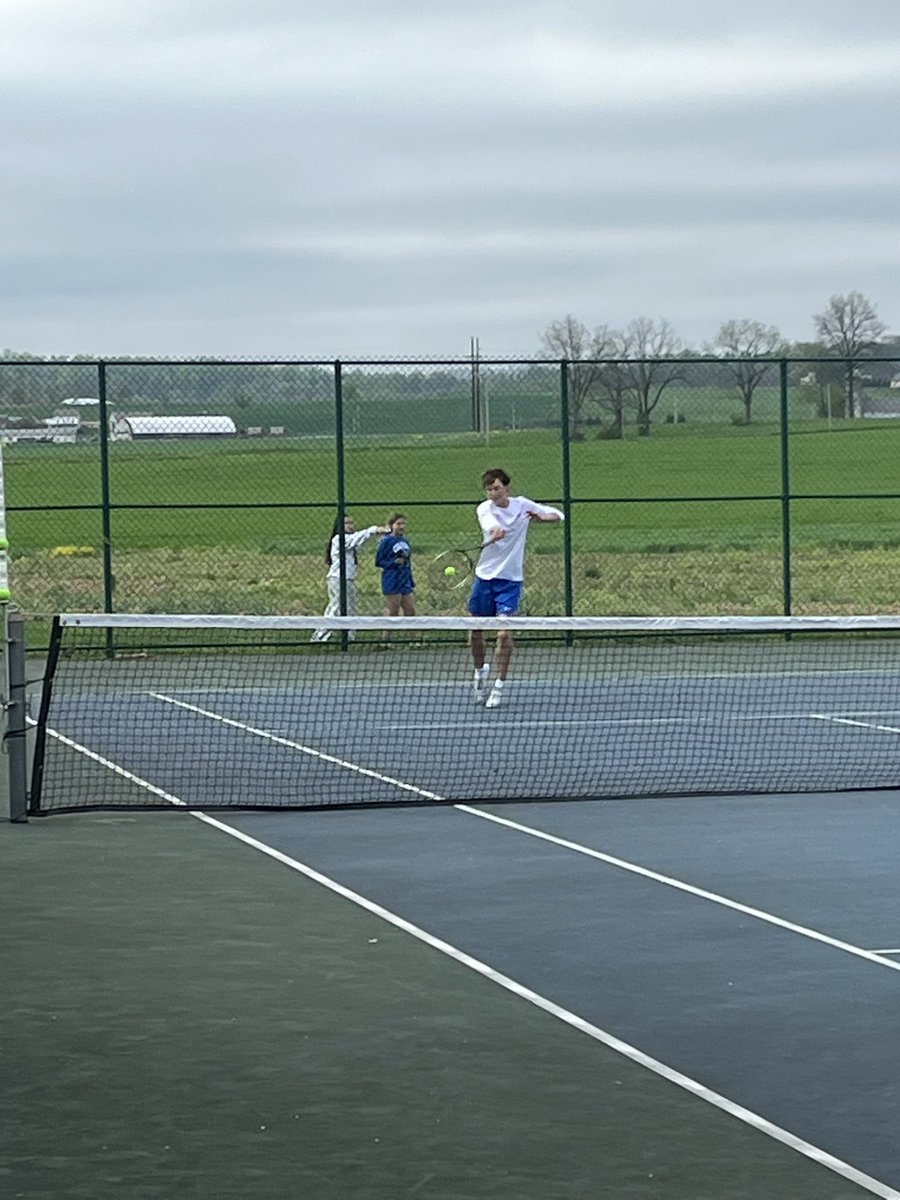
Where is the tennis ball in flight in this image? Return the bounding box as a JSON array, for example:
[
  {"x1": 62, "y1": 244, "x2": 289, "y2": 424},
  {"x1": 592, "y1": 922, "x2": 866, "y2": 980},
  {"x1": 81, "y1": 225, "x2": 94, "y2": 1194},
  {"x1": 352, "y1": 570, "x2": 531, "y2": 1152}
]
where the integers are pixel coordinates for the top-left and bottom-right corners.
[{"x1": 443, "y1": 565, "x2": 457, "y2": 577}]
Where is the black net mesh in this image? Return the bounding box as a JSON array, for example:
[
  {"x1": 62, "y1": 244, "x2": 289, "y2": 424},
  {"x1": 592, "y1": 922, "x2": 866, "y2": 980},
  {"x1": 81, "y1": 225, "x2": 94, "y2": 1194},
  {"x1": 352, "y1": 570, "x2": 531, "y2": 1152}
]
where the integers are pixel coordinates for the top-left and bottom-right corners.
[{"x1": 29, "y1": 614, "x2": 900, "y2": 814}]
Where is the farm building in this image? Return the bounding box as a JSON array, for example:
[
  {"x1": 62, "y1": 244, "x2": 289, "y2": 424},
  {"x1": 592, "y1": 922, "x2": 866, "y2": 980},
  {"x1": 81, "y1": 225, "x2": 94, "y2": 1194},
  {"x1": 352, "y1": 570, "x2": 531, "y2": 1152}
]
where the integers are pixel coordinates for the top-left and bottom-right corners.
[
  {"x1": 861, "y1": 396, "x2": 900, "y2": 419},
  {"x1": 111, "y1": 415, "x2": 237, "y2": 440}
]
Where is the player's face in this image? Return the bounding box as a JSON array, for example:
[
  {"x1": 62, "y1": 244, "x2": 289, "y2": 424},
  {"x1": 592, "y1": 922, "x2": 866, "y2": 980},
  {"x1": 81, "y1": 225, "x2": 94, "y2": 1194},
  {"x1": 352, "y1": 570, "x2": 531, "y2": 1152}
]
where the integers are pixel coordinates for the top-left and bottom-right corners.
[
  {"x1": 485, "y1": 477, "x2": 510, "y2": 505},
  {"x1": 344, "y1": 517, "x2": 355, "y2": 533},
  {"x1": 391, "y1": 517, "x2": 407, "y2": 535}
]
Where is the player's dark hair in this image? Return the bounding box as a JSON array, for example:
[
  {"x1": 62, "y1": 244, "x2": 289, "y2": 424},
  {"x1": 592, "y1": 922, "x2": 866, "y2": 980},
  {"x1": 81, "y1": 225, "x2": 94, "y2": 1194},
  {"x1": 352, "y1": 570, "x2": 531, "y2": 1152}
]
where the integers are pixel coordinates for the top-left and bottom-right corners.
[
  {"x1": 481, "y1": 468, "x2": 510, "y2": 488},
  {"x1": 387, "y1": 511, "x2": 406, "y2": 528},
  {"x1": 325, "y1": 516, "x2": 341, "y2": 565},
  {"x1": 326, "y1": 515, "x2": 357, "y2": 566}
]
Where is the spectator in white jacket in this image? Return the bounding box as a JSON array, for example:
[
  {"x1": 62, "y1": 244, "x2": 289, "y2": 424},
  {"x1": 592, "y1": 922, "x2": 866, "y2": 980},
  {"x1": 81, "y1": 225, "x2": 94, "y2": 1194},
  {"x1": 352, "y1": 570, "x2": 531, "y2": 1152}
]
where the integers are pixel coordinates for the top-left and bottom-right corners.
[{"x1": 311, "y1": 514, "x2": 389, "y2": 643}]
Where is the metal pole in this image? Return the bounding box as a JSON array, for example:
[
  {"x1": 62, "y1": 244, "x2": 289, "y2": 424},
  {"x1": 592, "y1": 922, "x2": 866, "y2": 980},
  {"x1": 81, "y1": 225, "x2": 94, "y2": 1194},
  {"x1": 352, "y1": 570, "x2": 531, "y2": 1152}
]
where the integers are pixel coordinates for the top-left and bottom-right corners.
[
  {"x1": 98, "y1": 361, "x2": 116, "y2": 658},
  {"x1": 5, "y1": 612, "x2": 28, "y2": 821},
  {"x1": 470, "y1": 337, "x2": 481, "y2": 433},
  {"x1": 778, "y1": 358, "x2": 792, "y2": 617},
  {"x1": 560, "y1": 361, "x2": 575, "y2": 625},
  {"x1": 333, "y1": 361, "x2": 349, "y2": 651}
]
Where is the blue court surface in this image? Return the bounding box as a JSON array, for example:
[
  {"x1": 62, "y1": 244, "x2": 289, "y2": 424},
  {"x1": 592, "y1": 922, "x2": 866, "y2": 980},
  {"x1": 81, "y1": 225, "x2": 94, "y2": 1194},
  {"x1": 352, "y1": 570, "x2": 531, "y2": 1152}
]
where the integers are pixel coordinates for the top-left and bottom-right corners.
[
  {"x1": 28, "y1": 651, "x2": 900, "y2": 1195},
  {"x1": 215, "y1": 793, "x2": 900, "y2": 1195}
]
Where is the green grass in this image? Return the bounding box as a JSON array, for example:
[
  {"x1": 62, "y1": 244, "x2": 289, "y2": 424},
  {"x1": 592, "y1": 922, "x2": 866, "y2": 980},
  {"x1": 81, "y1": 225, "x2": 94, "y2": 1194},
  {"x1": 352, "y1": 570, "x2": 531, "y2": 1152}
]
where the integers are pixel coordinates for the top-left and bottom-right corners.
[{"x1": 8, "y1": 418, "x2": 900, "y2": 618}]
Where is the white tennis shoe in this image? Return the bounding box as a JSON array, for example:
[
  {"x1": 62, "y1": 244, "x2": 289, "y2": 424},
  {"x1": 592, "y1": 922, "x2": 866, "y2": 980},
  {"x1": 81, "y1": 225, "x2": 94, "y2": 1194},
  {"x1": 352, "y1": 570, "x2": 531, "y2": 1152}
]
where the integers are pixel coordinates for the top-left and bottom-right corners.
[
  {"x1": 485, "y1": 682, "x2": 504, "y2": 708},
  {"x1": 473, "y1": 664, "x2": 490, "y2": 702}
]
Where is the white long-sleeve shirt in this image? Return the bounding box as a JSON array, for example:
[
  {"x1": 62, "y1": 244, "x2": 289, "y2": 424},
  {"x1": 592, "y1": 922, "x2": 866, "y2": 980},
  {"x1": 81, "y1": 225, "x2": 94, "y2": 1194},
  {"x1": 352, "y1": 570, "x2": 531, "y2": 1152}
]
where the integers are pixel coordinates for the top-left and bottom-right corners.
[
  {"x1": 326, "y1": 526, "x2": 379, "y2": 581},
  {"x1": 475, "y1": 496, "x2": 564, "y2": 581}
]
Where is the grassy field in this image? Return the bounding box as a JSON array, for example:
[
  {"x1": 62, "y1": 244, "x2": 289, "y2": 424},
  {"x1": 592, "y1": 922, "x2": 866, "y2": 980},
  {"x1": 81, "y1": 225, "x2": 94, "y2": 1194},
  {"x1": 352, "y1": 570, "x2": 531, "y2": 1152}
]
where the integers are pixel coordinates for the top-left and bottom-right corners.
[{"x1": 8, "y1": 417, "x2": 900, "y2": 619}]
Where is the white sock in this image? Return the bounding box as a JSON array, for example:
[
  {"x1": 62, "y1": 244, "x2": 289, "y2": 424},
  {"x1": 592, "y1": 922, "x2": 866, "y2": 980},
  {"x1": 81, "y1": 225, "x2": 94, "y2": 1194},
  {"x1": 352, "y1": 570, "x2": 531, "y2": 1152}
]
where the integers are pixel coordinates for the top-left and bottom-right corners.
[
  {"x1": 474, "y1": 665, "x2": 490, "y2": 681},
  {"x1": 491, "y1": 678, "x2": 504, "y2": 691}
]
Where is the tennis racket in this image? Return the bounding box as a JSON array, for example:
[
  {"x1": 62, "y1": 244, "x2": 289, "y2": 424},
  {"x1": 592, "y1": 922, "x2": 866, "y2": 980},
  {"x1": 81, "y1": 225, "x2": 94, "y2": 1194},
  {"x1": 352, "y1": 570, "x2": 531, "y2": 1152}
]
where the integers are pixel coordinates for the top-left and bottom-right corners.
[{"x1": 428, "y1": 543, "x2": 487, "y2": 591}]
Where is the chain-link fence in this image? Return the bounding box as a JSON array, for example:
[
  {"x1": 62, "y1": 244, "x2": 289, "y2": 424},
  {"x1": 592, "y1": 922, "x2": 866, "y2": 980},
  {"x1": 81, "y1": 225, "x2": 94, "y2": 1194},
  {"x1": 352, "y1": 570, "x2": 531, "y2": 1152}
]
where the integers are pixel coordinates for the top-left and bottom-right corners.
[{"x1": 4, "y1": 355, "x2": 900, "y2": 631}]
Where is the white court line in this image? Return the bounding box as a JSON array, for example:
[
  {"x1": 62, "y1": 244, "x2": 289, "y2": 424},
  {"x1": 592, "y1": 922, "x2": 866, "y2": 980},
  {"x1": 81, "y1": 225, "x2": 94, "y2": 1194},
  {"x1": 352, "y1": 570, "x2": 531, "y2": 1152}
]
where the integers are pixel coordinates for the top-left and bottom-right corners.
[
  {"x1": 141, "y1": 693, "x2": 900, "y2": 979},
  {"x1": 451, "y1": 804, "x2": 900, "y2": 976},
  {"x1": 192, "y1": 811, "x2": 900, "y2": 1200},
  {"x1": 382, "y1": 708, "x2": 900, "y2": 732},
  {"x1": 41, "y1": 716, "x2": 900, "y2": 1198},
  {"x1": 813, "y1": 715, "x2": 900, "y2": 737},
  {"x1": 148, "y1": 693, "x2": 443, "y2": 802}
]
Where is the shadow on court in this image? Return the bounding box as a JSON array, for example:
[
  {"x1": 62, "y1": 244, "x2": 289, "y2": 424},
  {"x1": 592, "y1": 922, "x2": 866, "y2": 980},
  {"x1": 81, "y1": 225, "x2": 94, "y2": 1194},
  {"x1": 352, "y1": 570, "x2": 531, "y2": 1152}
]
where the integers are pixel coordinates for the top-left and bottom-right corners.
[{"x1": 2, "y1": 810, "x2": 883, "y2": 1199}]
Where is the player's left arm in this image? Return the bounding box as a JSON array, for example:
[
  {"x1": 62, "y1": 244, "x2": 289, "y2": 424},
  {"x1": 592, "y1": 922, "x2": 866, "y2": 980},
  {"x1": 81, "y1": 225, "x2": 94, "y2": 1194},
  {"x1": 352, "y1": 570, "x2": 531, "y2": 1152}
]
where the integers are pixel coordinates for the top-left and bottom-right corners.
[{"x1": 524, "y1": 500, "x2": 564, "y2": 523}]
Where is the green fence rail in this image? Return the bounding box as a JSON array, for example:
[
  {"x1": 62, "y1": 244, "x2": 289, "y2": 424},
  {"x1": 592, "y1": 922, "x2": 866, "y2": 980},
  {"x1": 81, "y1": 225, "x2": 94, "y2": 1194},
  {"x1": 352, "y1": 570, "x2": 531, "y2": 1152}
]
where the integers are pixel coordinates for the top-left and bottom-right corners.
[{"x1": 3, "y1": 354, "x2": 900, "y2": 632}]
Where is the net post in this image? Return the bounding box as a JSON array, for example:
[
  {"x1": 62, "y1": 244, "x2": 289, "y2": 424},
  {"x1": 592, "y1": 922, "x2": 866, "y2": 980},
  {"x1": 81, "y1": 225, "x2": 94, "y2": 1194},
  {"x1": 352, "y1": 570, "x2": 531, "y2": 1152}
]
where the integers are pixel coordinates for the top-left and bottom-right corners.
[
  {"x1": 27, "y1": 615, "x2": 63, "y2": 816},
  {"x1": 0, "y1": 432, "x2": 25, "y2": 822},
  {"x1": 4, "y1": 611, "x2": 29, "y2": 822}
]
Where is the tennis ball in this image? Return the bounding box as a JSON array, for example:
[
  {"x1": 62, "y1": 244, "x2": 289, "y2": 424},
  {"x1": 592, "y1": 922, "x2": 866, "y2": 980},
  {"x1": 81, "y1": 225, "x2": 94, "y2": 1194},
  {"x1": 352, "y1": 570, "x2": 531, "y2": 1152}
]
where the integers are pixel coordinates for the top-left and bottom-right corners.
[
  {"x1": 443, "y1": 565, "x2": 457, "y2": 577},
  {"x1": 0, "y1": 538, "x2": 8, "y2": 550},
  {"x1": 0, "y1": 589, "x2": 10, "y2": 601}
]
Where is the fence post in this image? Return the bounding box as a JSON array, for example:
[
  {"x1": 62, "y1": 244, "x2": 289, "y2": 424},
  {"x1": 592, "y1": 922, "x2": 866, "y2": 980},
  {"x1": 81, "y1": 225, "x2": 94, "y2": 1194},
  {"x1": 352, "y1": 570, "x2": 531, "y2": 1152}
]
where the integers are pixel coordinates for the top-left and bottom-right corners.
[
  {"x1": 778, "y1": 358, "x2": 792, "y2": 616},
  {"x1": 97, "y1": 362, "x2": 116, "y2": 655},
  {"x1": 333, "y1": 360, "x2": 349, "y2": 650},
  {"x1": 560, "y1": 360, "x2": 574, "y2": 622}
]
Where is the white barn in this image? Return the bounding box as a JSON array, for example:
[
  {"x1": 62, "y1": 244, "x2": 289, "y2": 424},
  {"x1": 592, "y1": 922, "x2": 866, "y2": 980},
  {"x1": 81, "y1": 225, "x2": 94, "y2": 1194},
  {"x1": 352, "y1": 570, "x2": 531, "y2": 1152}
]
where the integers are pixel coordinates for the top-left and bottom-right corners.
[{"x1": 111, "y1": 415, "x2": 237, "y2": 440}]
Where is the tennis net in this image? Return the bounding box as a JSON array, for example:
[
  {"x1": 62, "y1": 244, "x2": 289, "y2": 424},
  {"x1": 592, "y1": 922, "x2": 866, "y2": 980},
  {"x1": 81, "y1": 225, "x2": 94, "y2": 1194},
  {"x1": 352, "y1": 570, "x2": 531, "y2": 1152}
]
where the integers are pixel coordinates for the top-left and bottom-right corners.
[{"x1": 28, "y1": 612, "x2": 900, "y2": 814}]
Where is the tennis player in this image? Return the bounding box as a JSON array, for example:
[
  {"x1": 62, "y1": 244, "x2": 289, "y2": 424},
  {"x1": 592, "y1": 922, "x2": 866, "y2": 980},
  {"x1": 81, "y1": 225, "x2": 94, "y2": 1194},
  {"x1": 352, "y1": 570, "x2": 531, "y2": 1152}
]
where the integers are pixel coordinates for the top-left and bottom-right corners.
[
  {"x1": 468, "y1": 468, "x2": 564, "y2": 707},
  {"x1": 311, "y1": 514, "x2": 390, "y2": 643}
]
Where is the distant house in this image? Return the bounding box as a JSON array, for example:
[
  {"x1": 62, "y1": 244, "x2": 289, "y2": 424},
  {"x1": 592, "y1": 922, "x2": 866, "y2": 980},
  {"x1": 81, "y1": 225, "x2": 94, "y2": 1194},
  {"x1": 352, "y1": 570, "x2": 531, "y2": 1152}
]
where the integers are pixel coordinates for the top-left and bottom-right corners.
[
  {"x1": 0, "y1": 427, "x2": 61, "y2": 444},
  {"x1": 891, "y1": 373, "x2": 900, "y2": 390},
  {"x1": 43, "y1": 415, "x2": 79, "y2": 443},
  {"x1": 800, "y1": 372, "x2": 817, "y2": 385},
  {"x1": 111, "y1": 415, "x2": 237, "y2": 440}
]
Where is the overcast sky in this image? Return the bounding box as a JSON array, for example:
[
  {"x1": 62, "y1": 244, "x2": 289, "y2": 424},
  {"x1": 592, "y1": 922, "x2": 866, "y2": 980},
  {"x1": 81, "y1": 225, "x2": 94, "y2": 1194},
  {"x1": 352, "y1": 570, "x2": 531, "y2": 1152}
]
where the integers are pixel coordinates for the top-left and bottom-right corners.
[{"x1": 2, "y1": 0, "x2": 899, "y2": 359}]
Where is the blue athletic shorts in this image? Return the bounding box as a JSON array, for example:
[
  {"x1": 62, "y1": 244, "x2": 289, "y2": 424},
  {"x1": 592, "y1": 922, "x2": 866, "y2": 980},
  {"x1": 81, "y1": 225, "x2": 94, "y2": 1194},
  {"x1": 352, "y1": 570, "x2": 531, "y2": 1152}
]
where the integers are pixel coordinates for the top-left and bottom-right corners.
[{"x1": 467, "y1": 576, "x2": 522, "y2": 617}]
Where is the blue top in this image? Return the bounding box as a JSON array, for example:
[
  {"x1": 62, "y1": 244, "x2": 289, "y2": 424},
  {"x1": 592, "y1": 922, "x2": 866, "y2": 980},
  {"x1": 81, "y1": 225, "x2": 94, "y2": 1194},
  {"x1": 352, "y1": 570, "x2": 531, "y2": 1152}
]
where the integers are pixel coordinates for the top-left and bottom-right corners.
[{"x1": 375, "y1": 534, "x2": 415, "y2": 594}]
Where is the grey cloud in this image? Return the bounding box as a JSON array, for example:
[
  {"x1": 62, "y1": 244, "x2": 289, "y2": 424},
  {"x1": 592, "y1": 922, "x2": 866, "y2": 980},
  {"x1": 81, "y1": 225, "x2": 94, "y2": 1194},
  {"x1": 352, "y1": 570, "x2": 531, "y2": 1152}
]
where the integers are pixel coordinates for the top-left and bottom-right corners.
[{"x1": 2, "y1": 0, "x2": 899, "y2": 357}]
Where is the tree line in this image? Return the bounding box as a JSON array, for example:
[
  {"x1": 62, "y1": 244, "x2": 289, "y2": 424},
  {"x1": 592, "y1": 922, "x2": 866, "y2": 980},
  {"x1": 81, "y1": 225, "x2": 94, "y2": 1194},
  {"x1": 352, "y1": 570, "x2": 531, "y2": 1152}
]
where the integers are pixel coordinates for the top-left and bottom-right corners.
[
  {"x1": 541, "y1": 291, "x2": 898, "y2": 438},
  {"x1": 1, "y1": 291, "x2": 897, "y2": 438}
]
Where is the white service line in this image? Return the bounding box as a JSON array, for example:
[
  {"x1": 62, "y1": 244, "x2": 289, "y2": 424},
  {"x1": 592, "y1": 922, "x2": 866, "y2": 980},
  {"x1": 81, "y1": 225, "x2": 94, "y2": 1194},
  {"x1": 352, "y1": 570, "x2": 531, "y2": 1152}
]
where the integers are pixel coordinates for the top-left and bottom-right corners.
[
  {"x1": 146, "y1": 690, "x2": 900, "y2": 977},
  {"x1": 382, "y1": 710, "x2": 867, "y2": 732},
  {"x1": 813, "y1": 715, "x2": 900, "y2": 736},
  {"x1": 384, "y1": 707, "x2": 900, "y2": 733},
  {"x1": 149, "y1": 692, "x2": 442, "y2": 802}
]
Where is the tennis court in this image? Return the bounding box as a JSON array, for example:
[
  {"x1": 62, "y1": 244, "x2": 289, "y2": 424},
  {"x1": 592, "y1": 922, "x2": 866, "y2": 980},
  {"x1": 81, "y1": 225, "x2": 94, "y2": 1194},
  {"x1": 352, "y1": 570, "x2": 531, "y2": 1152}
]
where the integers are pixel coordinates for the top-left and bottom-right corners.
[{"x1": 6, "y1": 613, "x2": 900, "y2": 1197}]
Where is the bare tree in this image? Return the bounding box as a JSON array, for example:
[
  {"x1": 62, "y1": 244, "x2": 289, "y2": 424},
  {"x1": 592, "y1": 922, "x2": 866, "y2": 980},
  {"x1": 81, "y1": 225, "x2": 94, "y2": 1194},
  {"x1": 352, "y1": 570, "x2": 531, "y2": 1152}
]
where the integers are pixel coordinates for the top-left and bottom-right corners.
[
  {"x1": 814, "y1": 292, "x2": 887, "y2": 418},
  {"x1": 709, "y1": 319, "x2": 786, "y2": 424},
  {"x1": 541, "y1": 315, "x2": 612, "y2": 439},
  {"x1": 618, "y1": 318, "x2": 683, "y2": 436}
]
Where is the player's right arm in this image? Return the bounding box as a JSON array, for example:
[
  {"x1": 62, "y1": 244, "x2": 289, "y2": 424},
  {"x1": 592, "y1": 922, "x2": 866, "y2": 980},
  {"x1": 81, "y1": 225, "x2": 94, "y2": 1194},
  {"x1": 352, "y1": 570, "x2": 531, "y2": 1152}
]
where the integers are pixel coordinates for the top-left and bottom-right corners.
[{"x1": 477, "y1": 501, "x2": 505, "y2": 543}]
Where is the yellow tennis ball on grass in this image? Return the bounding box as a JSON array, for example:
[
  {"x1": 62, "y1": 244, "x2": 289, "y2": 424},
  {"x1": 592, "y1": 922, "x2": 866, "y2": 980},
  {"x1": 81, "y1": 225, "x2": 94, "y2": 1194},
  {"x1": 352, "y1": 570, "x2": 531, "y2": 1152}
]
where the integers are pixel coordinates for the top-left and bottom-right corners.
[{"x1": 443, "y1": 565, "x2": 457, "y2": 577}]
